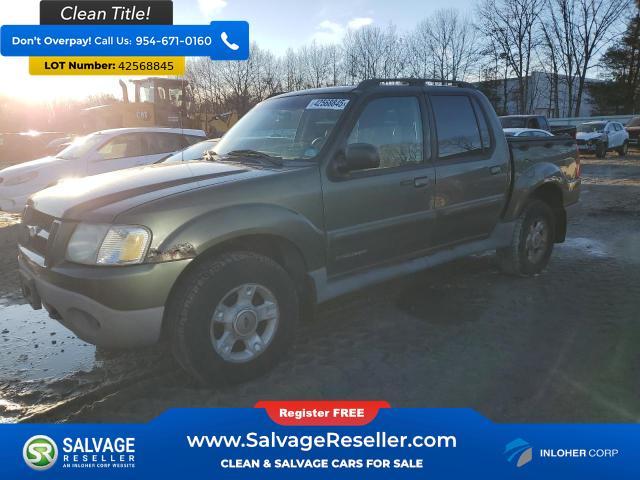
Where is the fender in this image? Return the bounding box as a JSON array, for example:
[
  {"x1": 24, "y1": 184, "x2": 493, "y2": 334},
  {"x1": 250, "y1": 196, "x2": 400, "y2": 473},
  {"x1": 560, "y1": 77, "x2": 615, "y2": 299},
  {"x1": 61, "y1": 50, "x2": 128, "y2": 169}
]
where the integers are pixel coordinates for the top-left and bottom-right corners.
[
  {"x1": 504, "y1": 161, "x2": 568, "y2": 221},
  {"x1": 156, "y1": 203, "x2": 326, "y2": 272}
]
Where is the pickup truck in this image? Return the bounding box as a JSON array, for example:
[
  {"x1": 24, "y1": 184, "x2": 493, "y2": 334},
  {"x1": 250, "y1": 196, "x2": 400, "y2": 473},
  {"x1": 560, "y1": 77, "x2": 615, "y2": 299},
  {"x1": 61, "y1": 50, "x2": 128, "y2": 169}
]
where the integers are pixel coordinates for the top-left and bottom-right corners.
[
  {"x1": 18, "y1": 78, "x2": 581, "y2": 384},
  {"x1": 499, "y1": 115, "x2": 576, "y2": 138},
  {"x1": 624, "y1": 116, "x2": 640, "y2": 146}
]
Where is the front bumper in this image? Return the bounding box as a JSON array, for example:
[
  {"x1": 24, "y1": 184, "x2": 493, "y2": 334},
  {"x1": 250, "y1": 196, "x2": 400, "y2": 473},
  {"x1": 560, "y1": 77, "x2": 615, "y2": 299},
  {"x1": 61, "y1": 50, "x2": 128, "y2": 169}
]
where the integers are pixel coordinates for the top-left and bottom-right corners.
[
  {"x1": 577, "y1": 144, "x2": 596, "y2": 152},
  {"x1": 18, "y1": 254, "x2": 191, "y2": 348}
]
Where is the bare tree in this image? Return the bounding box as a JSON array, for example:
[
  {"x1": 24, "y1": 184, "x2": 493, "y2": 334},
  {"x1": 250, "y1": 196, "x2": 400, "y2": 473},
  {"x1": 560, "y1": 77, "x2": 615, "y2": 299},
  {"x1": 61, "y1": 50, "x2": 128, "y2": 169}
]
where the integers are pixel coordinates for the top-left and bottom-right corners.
[
  {"x1": 405, "y1": 19, "x2": 434, "y2": 78},
  {"x1": 477, "y1": 0, "x2": 545, "y2": 113},
  {"x1": 429, "y1": 9, "x2": 479, "y2": 81},
  {"x1": 300, "y1": 41, "x2": 333, "y2": 88},
  {"x1": 343, "y1": 24, "x2": 401, "y2": 81},
  {"x1": 572, "y1": 0, "x2": 632, "y2": 115},
  {"x1": 282, "y1": 48, "x2": 305, "y2": 92}
]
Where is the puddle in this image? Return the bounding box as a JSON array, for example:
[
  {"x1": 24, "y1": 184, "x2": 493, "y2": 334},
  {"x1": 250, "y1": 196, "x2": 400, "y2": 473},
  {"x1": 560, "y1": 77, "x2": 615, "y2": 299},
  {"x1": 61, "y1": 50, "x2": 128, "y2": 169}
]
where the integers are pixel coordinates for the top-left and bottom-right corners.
[
  {"x1": 557, "y1": 237, "x2": 610, "y2": 258},
  {"x1": 0, "y1": 303, "x2": 97, "y2": 382}
]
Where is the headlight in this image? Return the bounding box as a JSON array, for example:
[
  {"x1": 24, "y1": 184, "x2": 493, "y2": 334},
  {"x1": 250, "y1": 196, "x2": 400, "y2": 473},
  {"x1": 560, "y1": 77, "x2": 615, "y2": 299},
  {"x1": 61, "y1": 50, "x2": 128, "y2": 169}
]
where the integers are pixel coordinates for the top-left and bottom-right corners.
[
  {"x1": 2, "y1": 171, "x2": 38, "y2": 186},
  {"x1": 66, "y1": 224, "x2": 151, "y2": 266}
]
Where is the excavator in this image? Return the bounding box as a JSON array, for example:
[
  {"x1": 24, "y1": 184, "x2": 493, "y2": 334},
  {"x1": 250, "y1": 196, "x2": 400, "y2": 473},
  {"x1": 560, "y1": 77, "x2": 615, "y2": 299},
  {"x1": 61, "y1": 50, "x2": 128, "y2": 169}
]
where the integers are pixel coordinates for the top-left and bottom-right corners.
[{"x1": 80, "y1": 77, "x2": 238, "y2": 136}]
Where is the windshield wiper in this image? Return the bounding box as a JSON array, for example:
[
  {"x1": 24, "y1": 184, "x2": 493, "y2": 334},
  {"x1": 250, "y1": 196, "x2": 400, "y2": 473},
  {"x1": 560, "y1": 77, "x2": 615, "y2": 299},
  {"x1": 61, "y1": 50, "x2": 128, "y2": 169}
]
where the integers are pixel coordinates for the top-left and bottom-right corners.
[{"x1": 220, "y1": 149, "x2": 284, "y2": 166}]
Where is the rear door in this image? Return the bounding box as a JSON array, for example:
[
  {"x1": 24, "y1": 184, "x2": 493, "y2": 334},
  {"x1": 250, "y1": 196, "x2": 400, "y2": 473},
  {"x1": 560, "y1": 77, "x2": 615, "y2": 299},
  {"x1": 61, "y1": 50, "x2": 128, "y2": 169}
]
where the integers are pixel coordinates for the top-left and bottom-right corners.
[
  {"x1": 428, "y1": 93, "x2": 509, "y2": 246},
  {"x1": 139, "y1": 132, "x2": 187, "y2": 164},
  {"x1": 613, "y1": 123, "x2": 627, "y2": 147},
  {"x1": 322, "y1": 94, "x2": 437, "y2": 276}
]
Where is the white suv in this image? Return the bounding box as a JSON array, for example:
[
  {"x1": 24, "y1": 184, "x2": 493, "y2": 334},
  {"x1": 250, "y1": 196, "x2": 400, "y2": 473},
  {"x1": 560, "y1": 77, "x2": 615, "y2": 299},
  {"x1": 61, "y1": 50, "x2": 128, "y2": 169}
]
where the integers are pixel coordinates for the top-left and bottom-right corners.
[
  {"x1": 576, "y1": 121, "x2": 629, "y2": 158},
  {"x1": 0, "y1": 127, "x2": 206, "y2": 213}
]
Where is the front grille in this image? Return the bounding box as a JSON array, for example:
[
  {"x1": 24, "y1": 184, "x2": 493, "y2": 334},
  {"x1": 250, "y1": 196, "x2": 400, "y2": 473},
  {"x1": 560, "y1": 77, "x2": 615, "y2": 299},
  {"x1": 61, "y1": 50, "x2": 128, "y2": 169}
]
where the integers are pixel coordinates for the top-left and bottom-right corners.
[
  {"x1": 576, "y1": 139, "x2": 586, "y2": 146},
  {"x1": 20, "y1": 206, "x2": 59, "y2": 262}
]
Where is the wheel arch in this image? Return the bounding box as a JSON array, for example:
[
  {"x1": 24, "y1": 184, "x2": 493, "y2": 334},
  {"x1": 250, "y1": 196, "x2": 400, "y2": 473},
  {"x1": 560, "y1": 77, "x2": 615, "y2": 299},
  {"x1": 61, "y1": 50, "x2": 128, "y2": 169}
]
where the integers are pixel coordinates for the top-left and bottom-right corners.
[
  {"x1": 161, "y1": 232, "x2": 316, "y2": 340},
  {"x1": 529, "y1": 182, "x2": 566, "y2": 242}
]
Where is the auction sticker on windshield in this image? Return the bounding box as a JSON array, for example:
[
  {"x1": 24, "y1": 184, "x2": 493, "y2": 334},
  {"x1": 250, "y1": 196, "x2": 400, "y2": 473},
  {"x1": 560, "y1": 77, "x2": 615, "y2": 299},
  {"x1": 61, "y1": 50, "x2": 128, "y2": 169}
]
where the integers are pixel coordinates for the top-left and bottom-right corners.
[{"x1": 306, "y1": 98, "x2": 349, "y2": 109}]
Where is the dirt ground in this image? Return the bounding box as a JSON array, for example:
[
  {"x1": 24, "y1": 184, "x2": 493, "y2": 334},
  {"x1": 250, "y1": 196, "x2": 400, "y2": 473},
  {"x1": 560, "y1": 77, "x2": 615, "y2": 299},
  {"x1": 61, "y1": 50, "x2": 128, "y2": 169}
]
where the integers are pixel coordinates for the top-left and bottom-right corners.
[{"x1": 0, "y1": 152, "x2": 639, "y2": 424}]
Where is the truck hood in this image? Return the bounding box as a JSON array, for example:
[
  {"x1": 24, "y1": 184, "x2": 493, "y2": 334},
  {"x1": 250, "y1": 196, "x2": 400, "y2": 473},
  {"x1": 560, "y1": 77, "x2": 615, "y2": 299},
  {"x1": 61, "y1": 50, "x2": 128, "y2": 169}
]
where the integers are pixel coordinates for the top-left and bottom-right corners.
[
  {"x1": 0, "y1": 156, "x2": 67, "y2": 177},
  {"x1": 576, "y1": 131, "x2": 604, "y2": 141},
  {"x1": 29, "y1": 161, "x2": 252, "y2": 220}
]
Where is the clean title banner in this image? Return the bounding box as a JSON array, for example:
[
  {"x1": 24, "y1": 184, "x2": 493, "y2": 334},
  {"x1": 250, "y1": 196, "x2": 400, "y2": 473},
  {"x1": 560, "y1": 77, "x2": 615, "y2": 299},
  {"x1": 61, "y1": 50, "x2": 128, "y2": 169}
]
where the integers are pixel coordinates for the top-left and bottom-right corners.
[
  {"x1": 40, "y1": 1, "x2": 174, "y2": 25},
  {"x1": 0, "y1": 23, "x2": 249, "y2": 60}
]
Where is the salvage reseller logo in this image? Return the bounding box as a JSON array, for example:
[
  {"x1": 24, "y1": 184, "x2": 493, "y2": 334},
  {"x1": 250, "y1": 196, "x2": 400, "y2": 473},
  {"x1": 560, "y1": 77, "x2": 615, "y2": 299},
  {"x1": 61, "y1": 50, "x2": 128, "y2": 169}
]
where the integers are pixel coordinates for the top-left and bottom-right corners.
[
  {"x1": 23, "y1": 435, "x2": 137, "y2": 470},
  {"x1": 23, "y1": 435, "x2": 58, "y2": 471}
]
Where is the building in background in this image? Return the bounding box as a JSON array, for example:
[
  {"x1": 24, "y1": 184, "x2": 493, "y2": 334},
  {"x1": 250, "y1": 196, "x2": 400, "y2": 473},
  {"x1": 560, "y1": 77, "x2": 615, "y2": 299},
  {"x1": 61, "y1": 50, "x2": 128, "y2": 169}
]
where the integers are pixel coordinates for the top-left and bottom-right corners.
[{"x1": 476, "y1": 72, "x2": 601, "y2": 118}]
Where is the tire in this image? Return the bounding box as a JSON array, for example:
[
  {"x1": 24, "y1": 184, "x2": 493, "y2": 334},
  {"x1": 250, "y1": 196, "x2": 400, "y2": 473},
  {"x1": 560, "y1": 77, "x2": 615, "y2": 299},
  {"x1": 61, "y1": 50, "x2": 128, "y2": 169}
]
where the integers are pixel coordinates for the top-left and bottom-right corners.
[
  {"x1": 595, "y1": 142, "x2": 607, "y2": 158},
  {"x1": 497, "y1": 200, "x2": 556, "y2": 276},
  {"x1": 167, "y1": 251, "x2": 298, "y2": 385},
  {"x1": 617, "y1": 141, "x2": 628, "y2": 157}
]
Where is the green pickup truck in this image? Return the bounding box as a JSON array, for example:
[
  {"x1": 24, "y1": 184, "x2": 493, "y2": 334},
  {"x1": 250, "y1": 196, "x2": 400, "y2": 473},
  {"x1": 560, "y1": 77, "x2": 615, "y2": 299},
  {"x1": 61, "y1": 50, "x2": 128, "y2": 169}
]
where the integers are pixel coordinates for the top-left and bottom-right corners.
[{"x1": 18, "y1": 79, "x2": 581, "y2": 384}]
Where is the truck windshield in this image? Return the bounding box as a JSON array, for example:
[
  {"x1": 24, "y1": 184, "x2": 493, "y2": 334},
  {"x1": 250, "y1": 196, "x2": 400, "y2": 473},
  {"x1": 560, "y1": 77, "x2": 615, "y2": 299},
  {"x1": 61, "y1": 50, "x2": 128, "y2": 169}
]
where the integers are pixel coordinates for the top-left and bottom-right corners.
[
  {"x1": 55, "y1": 134, "x2": 105, "y2": 160},
  {"x1": 577, "y1": 123, "x2": 605, "y2": 133},
  {"x1": 212, "y1": 95, "x2": 351, "y2": 161}
]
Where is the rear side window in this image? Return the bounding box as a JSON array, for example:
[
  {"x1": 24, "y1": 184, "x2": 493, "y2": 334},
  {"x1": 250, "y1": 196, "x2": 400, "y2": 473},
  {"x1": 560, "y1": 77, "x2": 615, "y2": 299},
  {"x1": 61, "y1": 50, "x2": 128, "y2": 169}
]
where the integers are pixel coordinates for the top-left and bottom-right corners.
[
  {"x1": 431, "y1": 95, "x2": 485, "y2": 159},
  {"x1": 185, "y1": 135, "x2": 205, "y2": 145},
  {"x1": 144, "y1": 133, "x2": 186, "y2": 155},
  {"x1": 97, "y1": 134, "x2": 145, "y2": 160}
]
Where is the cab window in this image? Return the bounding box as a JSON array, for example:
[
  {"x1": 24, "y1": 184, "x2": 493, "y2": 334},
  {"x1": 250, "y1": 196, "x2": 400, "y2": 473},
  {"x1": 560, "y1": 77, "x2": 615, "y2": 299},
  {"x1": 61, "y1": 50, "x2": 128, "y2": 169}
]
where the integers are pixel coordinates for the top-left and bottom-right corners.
[
  {"x1": 431, "y1": 95, "x2": 485, "y2": 159},
  {"x1": 347, "y1": 96, "x2": 424, "y2": 170}
]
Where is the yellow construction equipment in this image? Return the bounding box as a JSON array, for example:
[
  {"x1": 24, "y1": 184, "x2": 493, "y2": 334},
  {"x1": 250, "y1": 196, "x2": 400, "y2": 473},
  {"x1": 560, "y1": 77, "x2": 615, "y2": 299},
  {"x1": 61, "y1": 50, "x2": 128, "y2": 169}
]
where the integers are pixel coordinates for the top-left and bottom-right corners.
[{"x1": 81, "y1": 77, "x2": 238, "y2": 136}]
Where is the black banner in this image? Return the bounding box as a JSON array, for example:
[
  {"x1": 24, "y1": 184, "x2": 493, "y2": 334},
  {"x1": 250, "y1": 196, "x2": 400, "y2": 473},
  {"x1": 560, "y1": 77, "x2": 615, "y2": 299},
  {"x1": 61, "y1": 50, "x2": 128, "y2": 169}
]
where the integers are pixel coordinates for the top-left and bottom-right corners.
[{"x1": 40, "y1": 1, "x2": 173, "y2": 25}]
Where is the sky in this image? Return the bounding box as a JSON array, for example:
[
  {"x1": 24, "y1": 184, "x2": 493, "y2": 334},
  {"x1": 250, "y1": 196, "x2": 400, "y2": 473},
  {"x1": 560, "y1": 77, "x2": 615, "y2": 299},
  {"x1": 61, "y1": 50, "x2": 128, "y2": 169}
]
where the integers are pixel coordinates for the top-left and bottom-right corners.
[{"x1": 0, "y1": 0, "x2": 475, "y2": 102}]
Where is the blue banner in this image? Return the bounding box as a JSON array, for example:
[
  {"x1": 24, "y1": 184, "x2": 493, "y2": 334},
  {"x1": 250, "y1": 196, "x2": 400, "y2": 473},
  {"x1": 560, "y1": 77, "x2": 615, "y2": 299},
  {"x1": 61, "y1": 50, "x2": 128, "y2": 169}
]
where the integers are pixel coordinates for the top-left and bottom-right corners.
[
  {"x1": 0, "y1": 22, "x2": 249, "y2": 60},
  {"x1": 0, "y1": 406, "x2": 638, "y2": 478}
]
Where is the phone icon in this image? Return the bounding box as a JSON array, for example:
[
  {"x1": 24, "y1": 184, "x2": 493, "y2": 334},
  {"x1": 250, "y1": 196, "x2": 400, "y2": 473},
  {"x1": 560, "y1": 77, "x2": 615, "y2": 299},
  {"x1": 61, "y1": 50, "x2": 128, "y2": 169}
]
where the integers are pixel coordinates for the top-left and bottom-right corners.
[{"x1": 220, "y1": 32, "x2": 240, "y2": 51}]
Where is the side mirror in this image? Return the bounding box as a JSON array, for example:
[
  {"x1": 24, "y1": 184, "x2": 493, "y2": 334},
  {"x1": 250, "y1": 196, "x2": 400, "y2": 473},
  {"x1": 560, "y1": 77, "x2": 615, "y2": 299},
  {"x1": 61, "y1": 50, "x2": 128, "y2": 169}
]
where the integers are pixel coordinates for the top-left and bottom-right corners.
[{"x1": 339, "y1": 143, "x2": 380, "y2": 173}]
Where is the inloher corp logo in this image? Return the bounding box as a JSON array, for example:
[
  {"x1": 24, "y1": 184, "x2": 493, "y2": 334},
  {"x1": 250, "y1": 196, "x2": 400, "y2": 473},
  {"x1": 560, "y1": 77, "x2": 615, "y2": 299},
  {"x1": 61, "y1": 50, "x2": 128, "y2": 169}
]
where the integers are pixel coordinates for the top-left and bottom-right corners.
[
  {"x1": 504, "y1": 438, "x2": 533, "y2": 468},
  {"x1": 23, "y1": 435, "x2": 59, "y2": 471}
]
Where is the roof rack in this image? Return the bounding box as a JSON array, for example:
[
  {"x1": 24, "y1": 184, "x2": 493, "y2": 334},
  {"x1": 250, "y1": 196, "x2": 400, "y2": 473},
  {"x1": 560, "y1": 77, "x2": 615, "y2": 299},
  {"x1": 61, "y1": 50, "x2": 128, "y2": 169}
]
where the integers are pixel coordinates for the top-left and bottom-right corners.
[{"x1": 356, "y1": 78, "x2": 475, "y2": 90}]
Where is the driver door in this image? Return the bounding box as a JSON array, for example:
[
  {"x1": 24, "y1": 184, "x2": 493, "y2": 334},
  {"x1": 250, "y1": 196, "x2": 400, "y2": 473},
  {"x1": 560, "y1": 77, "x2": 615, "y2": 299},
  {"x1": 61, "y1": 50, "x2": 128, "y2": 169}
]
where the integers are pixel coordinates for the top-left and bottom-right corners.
[{"x1": 321, "y1": 94, "x2": 437, "y2": 276}]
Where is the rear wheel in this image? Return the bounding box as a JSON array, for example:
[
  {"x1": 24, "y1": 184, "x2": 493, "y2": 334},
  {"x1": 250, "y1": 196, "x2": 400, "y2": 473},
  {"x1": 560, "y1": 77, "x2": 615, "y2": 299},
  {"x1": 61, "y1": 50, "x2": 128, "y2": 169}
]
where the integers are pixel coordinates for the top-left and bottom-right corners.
[
  {"x1": 595, "y1": 142, "x2": 607, "y2": 158},
  {"x1": 497, "y1": 200, "x2": 556, "y2": 276},
  {"x1": 167, "y1": 251, "x2": 298, "y2": 385},
  {"x1": 617, "y1": 141, "x2": 628, "y2": 156}
]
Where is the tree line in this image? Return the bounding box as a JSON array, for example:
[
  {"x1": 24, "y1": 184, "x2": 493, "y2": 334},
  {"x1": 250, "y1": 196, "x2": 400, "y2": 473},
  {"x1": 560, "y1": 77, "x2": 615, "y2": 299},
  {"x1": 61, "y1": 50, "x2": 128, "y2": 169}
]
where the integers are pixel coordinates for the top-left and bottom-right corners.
[{"x1": 186, "y1": 0, "x2": 634, "y2": 129}]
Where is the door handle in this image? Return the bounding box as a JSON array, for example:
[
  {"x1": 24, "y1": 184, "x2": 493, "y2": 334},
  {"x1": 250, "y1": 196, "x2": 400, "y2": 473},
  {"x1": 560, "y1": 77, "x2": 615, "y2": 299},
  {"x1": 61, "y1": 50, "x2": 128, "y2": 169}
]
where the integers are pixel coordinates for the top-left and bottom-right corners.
[
  {"x1": 400, "y1": 177, "x2": 430, "y2": 187},
  {"x1": 413, "y1": 176, "x2": 430, "y2": 187},
  {"x1": 489, "y1": 165, "x2": 502, "y2": 175}
]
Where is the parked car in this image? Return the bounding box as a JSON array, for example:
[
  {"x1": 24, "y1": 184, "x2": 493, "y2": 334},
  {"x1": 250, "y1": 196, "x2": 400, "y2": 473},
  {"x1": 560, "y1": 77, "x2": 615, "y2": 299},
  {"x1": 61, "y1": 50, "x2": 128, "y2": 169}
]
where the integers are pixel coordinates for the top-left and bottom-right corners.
[
  {"x1": 19, "y1": 78, "x2": 580, "y2": 384},
  {"x1": 162, "y1": 138, "x2": 220, "y2": 163},
  {"x1": 0, "y1": 131, "x2": 69, "y2": 164},
  {"x1": 503, "y1": 128, "x2": 554, "y2": 138},
  {"x1": 576, "y1": 121, "x2": 629, "y2": 158},
  {"x1": 0, "y1": 127, "x2": 205, "y2": 213},
  {"x1": 624, "y1": 116, "x2": 640, "y2": 146},
  {"x1": 499, "y1": 115, "x2": 576, "y2": 137}
]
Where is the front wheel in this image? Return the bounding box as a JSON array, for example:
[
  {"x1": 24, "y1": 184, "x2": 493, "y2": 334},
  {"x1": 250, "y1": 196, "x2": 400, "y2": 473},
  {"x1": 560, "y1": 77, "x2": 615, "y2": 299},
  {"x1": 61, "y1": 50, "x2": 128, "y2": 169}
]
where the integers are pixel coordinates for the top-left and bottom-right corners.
[
  {"x1": 497, "y1": 200, "x2": 556, "y2": 276},
  {"x1": 167, "y1": 252, "x2": 298, "y2": 385},
  {"x1": 595, "y1": 142, "x2": 607, "y2": 158},
  {"x1": 617, "y1": 141, "x2": 628, "y2": 156}
]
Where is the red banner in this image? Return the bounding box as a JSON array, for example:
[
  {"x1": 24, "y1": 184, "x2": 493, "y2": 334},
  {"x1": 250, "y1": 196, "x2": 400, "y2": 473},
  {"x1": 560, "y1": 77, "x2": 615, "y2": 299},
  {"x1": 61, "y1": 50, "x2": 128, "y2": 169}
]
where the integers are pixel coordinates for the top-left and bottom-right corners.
[{"x1": 254, "y1": 400, "x2": 391, "y2": 426}]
